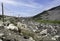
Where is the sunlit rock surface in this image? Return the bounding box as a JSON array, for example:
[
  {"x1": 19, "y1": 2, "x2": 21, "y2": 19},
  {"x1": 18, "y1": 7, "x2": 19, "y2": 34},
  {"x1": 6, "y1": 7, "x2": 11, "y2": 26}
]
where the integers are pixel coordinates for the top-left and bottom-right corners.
[
  {"x1": 6, "y1": 24, "x2": 18, "y2": 31},
  {"x1": 0, "y1": 15, "x2": 60, "y2": 41}
]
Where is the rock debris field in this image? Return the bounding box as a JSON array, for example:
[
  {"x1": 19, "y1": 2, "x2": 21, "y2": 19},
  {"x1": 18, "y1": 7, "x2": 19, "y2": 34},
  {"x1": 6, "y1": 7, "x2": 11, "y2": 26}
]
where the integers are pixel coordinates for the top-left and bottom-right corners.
[{"x1": 0, "y1": 20, "x2": 60, "y2": 41}]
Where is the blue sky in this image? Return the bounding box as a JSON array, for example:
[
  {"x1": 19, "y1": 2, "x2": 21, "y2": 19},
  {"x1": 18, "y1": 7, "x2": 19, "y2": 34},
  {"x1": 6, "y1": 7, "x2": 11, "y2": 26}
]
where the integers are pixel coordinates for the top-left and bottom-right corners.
[{"x1": 0, "y1": 0, "x2": 60, "y2": 17}]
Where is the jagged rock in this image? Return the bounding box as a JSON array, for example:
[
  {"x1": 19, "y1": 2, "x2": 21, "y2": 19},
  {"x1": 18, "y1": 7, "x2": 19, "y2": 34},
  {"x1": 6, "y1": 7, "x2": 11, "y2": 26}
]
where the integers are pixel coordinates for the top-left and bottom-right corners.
[
  {"x1": 52, "y1": 37, "x2": 56, "y2": 40},
  {"x1": 52, "y1": 35, "x2": 60, "y2": 40},
  {"x1": 6, "y1": 24, "x2": 18, "y2": 31},
  {"x1": 17, "y1": 22, "x2": 28, "y2": 30},
  {"x1": 0, "y1": 33, "x2": 4, "y2": 37},
  {"x1": 40, "y1": 29, "x2": 47, "y2": 35},
  {"x1": 0, "y1": 21, "x2": 3, "y2": 26},
  {"x1": 29, "y1": 37, "x2": 35, "y2": 41},
  {"x1": 0, "y1": 39, "x2": 2, "y2": 41},
  {"x1": 4, "y1": 20, "x2": 10, "y2": 26}
]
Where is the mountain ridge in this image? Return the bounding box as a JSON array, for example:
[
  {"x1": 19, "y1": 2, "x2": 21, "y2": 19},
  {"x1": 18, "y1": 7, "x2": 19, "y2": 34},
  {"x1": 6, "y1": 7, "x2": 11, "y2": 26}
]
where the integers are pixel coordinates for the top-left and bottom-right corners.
[{"x1": 32, "y1": 5, "x2": 60, "y2": 21}]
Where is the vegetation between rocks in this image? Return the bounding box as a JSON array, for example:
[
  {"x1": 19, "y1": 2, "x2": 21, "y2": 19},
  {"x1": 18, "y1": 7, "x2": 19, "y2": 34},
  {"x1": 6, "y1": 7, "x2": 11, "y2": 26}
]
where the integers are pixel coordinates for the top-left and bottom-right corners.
[{"x1": 35, "y1": 20, "x2": 60, "y2": 24}]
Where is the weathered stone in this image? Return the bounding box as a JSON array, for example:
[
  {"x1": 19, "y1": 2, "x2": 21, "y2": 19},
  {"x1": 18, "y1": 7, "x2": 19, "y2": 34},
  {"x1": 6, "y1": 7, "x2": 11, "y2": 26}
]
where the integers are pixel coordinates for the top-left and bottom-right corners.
[
  {"x1": 0, "y1": 33, "x2": 4, "y2": 37},
  {"x1": 6, "y1": 24, "x2": 18, "y2": 31},
  {"x1": 0, "y1": 39, "x2": 2, "y2": 41},
  {"x1": 40, "y1": 29, "x2": 47, "y2": 35}
]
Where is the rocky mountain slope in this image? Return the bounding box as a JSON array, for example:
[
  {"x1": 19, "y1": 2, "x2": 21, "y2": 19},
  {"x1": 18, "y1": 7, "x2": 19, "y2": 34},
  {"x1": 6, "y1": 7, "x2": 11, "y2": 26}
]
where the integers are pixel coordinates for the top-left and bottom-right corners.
[
  {"x1": 0, "y1": 14, "x2": 60, "y2": 41},
  {"x1": 32, "y1": 6, "x2": 60, "y2": 21}
]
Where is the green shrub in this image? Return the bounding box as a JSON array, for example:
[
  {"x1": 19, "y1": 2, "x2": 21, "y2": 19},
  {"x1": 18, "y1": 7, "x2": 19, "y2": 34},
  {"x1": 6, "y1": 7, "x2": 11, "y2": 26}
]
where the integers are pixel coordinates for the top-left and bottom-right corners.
[
  {"x1": 36, "y1": 20, "x2": 60, "y2": 24},
  {"x1": 21, "y1": 29, "x2": 41, "y2": 41}
]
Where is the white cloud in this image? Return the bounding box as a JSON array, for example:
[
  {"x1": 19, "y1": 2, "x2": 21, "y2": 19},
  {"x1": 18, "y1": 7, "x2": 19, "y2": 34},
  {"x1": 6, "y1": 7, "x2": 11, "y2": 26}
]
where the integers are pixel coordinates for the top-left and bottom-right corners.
[
  {"x1": 14, "y1": 1, "x2": 43, "y2": 8},
  {"x1": 0, "y1": 0, "x2": 18, "y2": 5},
  {"x1": 0, "y1": 0, "x2": 43, "y2": 8},
  {"x1": 0, "y1": 0, "x2": 60, "y2": 17},
  {"x1": 0, "y1": 0, "x2": 43, "y2": 16}
]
